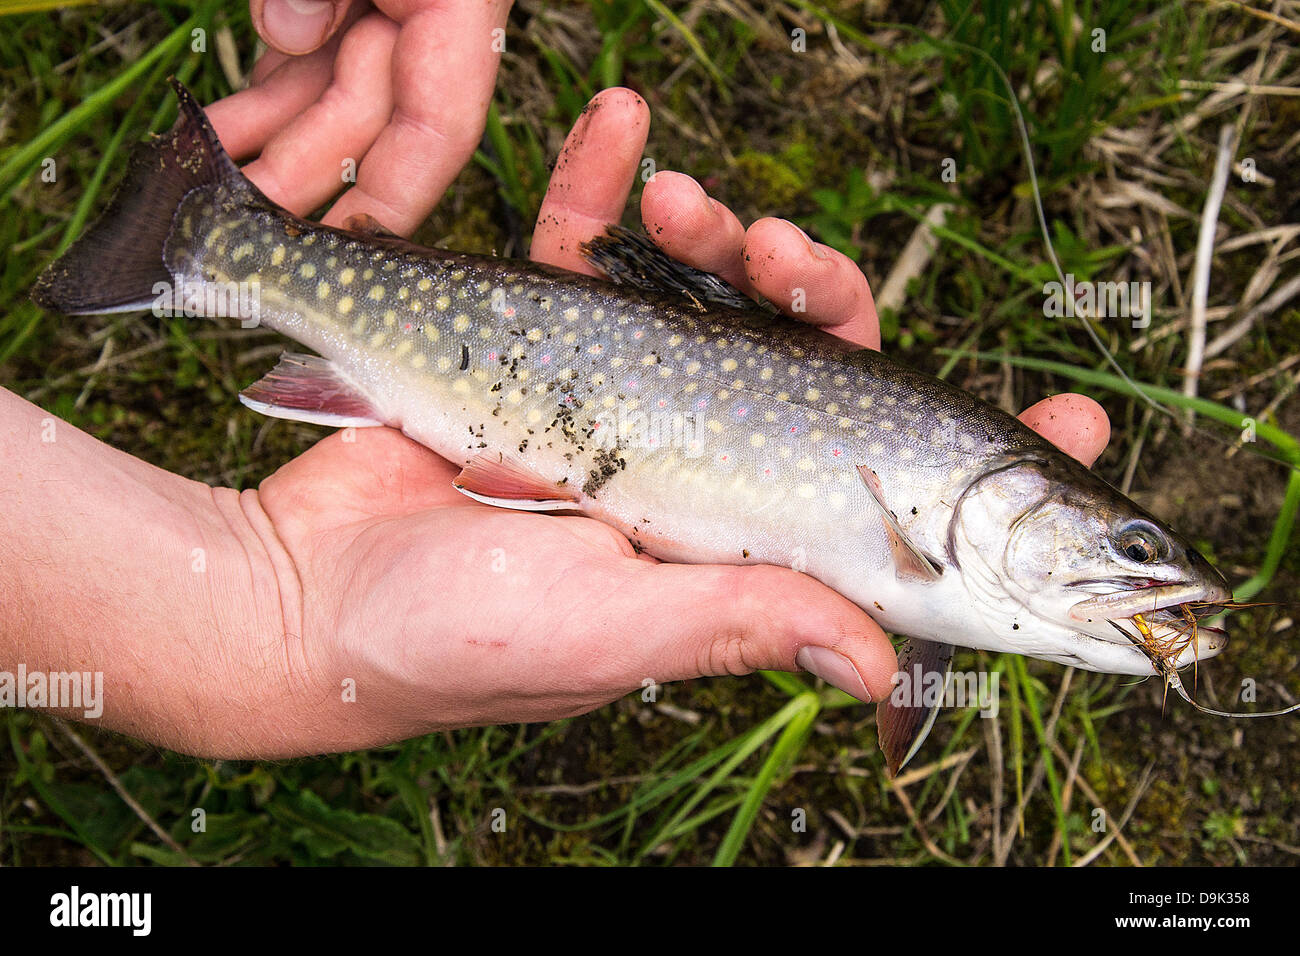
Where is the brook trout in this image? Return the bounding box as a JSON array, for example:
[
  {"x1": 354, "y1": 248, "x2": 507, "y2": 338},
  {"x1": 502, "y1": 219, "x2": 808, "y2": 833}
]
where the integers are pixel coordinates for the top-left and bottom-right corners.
[{"x1": 33, "y1": 82, "x2": 1234, "y2": 772}]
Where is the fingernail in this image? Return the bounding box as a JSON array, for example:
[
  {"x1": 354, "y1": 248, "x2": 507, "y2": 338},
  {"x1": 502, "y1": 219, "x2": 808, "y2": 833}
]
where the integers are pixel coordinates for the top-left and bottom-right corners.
[
  {"x1": 795, "y1": 646, "x2": 873, "y2": 703},
  {"x1": 261, "y1": 0, "x2": 335, "y2": 55},
  {"x1": 784, "y1": 220, "x2": 830, "y2": 259}
]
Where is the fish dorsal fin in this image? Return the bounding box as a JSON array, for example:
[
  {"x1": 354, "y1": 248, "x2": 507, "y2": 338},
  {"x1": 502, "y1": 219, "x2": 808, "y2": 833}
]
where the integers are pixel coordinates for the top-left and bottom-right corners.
[
  {"x1": 876, "y1": 638, "x2": 955, "y2": 776},
  {"x1": 239, "y1": 352, "x2": 386, "y2": 428},
  {"x1": 856, "y1": 465, "x2": 942, "y2": 582},
  {"x1": 579, "y1": 225, "x2": 754, "y2": 311},
  {"x1": 453, "y1": 455, "x2": 583, "y2": 512}
]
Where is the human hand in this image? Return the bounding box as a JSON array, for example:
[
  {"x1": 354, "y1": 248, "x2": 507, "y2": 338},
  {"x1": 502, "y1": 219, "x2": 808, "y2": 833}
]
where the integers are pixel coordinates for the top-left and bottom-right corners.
[{"x1": 205, "y1": 0, "x2": 512, "y2": 237}]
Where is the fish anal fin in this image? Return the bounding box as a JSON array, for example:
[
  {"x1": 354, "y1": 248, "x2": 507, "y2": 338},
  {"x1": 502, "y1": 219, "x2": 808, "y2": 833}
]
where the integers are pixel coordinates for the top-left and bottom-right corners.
[
  {"x1": 239, "y1": 352, "x2": 386, "y2": 428},
  {"x1": 877, "y1": 638, "x2": 955, "y2": 776},
  {"x1": 856, "y1": 465, "x2": 942, "y2": 582},
  {"x1": 453, "y1": 455, "x2": 582, "y2": 512}
]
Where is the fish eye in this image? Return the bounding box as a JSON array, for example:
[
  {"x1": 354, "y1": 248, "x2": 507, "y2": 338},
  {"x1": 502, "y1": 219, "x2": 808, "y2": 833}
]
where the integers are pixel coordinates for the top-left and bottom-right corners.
[{"x1": 1116, "y1": 521, "x2": 1166, "y2": 564}]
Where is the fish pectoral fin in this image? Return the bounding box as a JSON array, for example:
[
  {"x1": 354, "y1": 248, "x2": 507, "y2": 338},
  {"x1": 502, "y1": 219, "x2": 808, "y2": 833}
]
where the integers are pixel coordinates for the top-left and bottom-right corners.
[
  {"x1": 341, "y1": 213, "x2": 400, "y2": 239},
  {"x1": 453, "y1": 455, "x2": 583, "y2": 512},
  {"x1": 239, "y1": 352, "x2": 387, "y2": 428},
  {"x1": 856, "y1": 465, "x2": 943, "y2": 582},
  {"x1": 876, "y1": 638, "x2": 955, "y2": 777}
]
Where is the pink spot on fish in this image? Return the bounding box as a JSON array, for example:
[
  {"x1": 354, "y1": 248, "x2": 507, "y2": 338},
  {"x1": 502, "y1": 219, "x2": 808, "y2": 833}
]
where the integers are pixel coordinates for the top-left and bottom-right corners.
[
  {"x1": 404, "y1": 323, "x2": 413, "y2": 331},
  {"x1": 696, "y1": 399, "x2": 707, "y2": 410},
  {"x1": 626, "y1": 380, "x2": 638, "y2": 389},
  {"x1": 504, "y1": 307, "x2": 516, "y2": 318},
  {"x1": 789, "y1": 425, "x2": 799, "y2": 434},
  {"x1": 658, "y1": 399, "x2": 667, "y2": 408},
  {"x1": 488, "y1": 351, "x2": 498, "y2": 361},
  {"x1": 541, "y1": 354, "x2": 552, "y2": 364},
  {"x1": 736, "y1": 407, "x2": 748, "y2": 418},
  {"x1": 832, "y1": 448, "x2": 843, "y2": 458}
]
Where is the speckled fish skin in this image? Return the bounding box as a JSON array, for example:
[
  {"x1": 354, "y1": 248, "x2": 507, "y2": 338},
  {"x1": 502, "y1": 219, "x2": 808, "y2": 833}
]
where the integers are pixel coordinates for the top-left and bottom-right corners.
[{"x1": 34, "y1": 82, "x2": 1233, "y2": 682}]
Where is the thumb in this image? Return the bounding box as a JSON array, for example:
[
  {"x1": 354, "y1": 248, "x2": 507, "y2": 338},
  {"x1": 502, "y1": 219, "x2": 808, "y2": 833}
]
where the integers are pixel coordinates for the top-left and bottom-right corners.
[
  {"x1": 620, "y1": 563, "x2": 899, "y2": 703},
  {"x1": 250, "y1": 0, "x2": 355, "y2": 56}
]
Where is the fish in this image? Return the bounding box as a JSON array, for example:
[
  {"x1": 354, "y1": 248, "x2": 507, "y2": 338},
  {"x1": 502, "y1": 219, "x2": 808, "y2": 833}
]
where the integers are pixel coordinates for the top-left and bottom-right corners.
[{"x1": 33, "y1": 81, "x2": 1238, "y2": 774}]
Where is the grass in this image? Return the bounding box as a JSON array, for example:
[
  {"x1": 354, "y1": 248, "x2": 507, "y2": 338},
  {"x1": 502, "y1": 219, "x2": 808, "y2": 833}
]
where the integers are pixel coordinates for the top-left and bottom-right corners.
[{"x1": 2, "y1": 0, "x2": 1299, "y2": 866}]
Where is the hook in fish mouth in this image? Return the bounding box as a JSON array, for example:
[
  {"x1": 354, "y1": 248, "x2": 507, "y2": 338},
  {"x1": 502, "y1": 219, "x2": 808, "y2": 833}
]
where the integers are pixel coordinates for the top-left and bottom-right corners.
[{"x1": 1066, "y1": 578, "x2": 1232, "y2": 671}]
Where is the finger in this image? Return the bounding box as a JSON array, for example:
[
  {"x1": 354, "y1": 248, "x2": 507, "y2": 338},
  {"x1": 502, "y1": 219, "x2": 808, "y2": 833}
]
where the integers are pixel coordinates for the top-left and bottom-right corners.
[
  {"x1": 250, "y1": 0, "x2": 359, "y2": 56},
  {"x1": 639, "y1": 171, "x2": 754, "y2": 294},
  {"x1": 741, "y1": 218, "x2": 880, "y2": 349},
  {"x1": 323, "y1": 0, "x2": 512, "y2": 236},
  {"x1": 531, "y1": 87, "x2": 651, "y2": 273},
  {"x1": 240, "y1": 12, "x2": 399, "y2": 217},
  {"x1": 611, "y1": 563, "x2": 898, "y2": 703},
  {"x1": 204, "y1": 43, "x2": 338, "y2": 160},
  {"x1": 1018, "y1": 393, "x2": 1111, "y2": 467}
]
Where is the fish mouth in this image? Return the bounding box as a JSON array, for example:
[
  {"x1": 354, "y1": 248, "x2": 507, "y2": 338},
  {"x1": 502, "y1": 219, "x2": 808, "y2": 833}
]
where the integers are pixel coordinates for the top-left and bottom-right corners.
[
  {"x1": 1067, "y1": 577, "x2": 1231, "y2": 671},
  {"x1": 1067, "y1": 577, "x2": 1230, "y2": 622}
]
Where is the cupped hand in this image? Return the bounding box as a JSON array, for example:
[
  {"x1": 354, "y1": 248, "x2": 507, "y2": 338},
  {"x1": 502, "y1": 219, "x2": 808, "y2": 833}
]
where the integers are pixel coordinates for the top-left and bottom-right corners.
[{"x1": 222, "y1": 80, "x2": 1110, "y2": 751}]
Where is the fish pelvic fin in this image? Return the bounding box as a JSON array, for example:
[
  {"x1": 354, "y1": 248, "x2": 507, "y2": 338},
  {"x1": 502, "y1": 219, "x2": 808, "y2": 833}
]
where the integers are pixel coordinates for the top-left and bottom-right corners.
[
  {"x1": 32, "y1": 78, "x2": 256, "y2": 315},
  {"x1": 876, "y1": 638, "x2": 954, "y2": 776}
]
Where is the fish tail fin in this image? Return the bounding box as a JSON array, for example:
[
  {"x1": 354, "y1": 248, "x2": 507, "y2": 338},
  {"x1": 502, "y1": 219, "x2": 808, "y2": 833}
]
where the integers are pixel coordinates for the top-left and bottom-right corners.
[{"x1": 32, "y1": 78, "x2": 254, "y2": 315}]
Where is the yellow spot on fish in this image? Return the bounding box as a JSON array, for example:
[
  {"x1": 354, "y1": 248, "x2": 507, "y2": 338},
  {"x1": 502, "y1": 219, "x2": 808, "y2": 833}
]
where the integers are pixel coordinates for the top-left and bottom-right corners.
[
  {"x1": 270, "y1": 246, "x2": 285, "y2": 266},
  {"x1": 384, "y1": 310, "x2": 397, "y2": 327},
  {"x1": 338, "y1": 296, "x2": 355, "y2": 315},
  {"x1": 301, "y1": 263, "x2": 317, "y2": 279},
  {"x1": 760, "y1": 367, "x2": 774, "y2": 381},
  {"x1": 797, "y1": 483, "x2": 816, "y2": 499},
  {"x1": 425, "y1": 325, "x2": 441, "y2": 343},
  {"x1": 351, "y1": 316, "x2": 367, "y2": 335},
  {"x1": 750, "y1": 434, "x2": 766, "y2": 448},
  {"x1": 707, "y1": 420, "x2": 723, "y2": 434},
  {"x1": 452, "y1": 378, "x2": 470, "y2": 395},
  {"x1": 418, "y1": 278, "x2": 432, "y2": 292},
  {"x1": 394, "y1": 340, "x2": 413, "y2": 358},
  {"x1": 412, "y1": 354, "x2": 427, "y2": 368},
  {"x1": 721, "y1": 358, "x2": 738, "y2": 372},
  {"x1": 317, "y1": 282, "x2": 330, "y2": 299},
  {"x1": 339, "y1": 268, "x2": 355, "y2": 286},
  {"x1": 436, "y1": 294, "x2": 451, "y2": 311},
  {"x1": 369, "y1": 332, "x2": 387, "y2": 348},
  {"x1": 506, "y1": 389, "x2": 524, "y2": 405},
  {"x1": 797, "y1": 457, "x2": 814, "y2": 471},
  {"x1": 527, "y1": 409, "x2": 542, "y2": 424},
  {"x1": 437, "y1": 356, "x2": 452, "y2": 372},
  {"x1": 368, "y1": 285, "x2": 385, "y2": 301},
  {"x1": 564, "y1": 307, "x2": 580, "y2": 322},
  {"x1": 805, "y1": 388, "x2": 821, "y2": 402}
]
